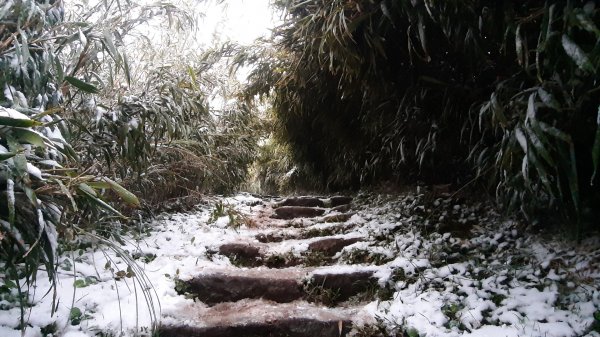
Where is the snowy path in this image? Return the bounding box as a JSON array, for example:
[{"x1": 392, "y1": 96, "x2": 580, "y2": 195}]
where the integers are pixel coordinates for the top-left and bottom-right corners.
[{"x1": 0, "y1": 192, "x2": 599, "y2": 336}]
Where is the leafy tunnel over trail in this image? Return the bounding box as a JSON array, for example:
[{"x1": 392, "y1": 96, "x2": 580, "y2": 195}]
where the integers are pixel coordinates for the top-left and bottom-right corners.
[{"x1": 239, "y1": 0, "x2": 600, "y2": 236}]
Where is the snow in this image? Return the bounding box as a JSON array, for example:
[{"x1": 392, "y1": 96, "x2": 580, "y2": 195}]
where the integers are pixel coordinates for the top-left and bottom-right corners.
[
  {"x1": 0, "y1": 106, "x2": 30, "y2": 120},
  {"x1": 0, "y1": 192, "x2": 598, "y2": 337},
  {"x1": 26, "y1": 162, "x2": 43, "y2": 180},
  {"x1": 562, "y1": 34, "x2": 592, "y2": 70}
]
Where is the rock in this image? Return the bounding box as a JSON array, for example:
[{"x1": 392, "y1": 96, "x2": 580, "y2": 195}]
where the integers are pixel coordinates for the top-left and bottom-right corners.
[
  {"x1": 330, "y1": 196, "x2": 353, "y2": 207},
  {"x1": 183, "y1": 273, "x2": 304, "y2": 305},
  {"x1": 273, "y1": 206, "x2": 326, "y2": 219},
  {"x1": 322, "y1": 212, "x2": 354, "y2": 223},
  {"x1": 331, "y1": 204, "x2": 351, "y2": 213},
  {"x1": 219, "y1": 243, "x2": 261, "y2": 260},
  {"x1": 160, "y1": 318, "x2": 352, "y2": 337},
  {"x1": 276, "y1": 197, "x2": 325, "y2": 208},
  {"x1": 158, "y1": 299, "x2": 358, "y2": 337},
  {"x1": 308, "y1": 237, "x2": 362, "y2": 256}
]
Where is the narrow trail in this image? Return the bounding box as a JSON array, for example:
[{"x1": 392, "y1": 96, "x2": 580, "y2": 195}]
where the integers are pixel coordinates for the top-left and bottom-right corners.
[
  {"x1": 159, "y1": 195, "x2": 380, "y2": 337},
  {"x1": 1, "y1": 192, "x2": 597, "y2": 337}
]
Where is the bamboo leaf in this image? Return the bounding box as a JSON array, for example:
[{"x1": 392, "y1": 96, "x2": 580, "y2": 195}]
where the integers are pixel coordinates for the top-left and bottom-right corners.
[
  {"x1": 0, "y1": 115, "x2": 40, "y2": 128},
  {"x1": 7, "y1": 179, "x2": 15, "y2": 225},
  {"x1": 77, "y1": 183, "x2": 97, "y2": 197},
  {"x1": 575, "y1": 13, "x2": 600, "y2": 36},
  {"x1": 55, "y1": 179, "x2": 78, "y2": 211},
  {"x1": 11, "y1": 128, "x2": 46, "y2": 147},
  {"x1": 64, "y1": 76, "x2": 100, "y2": 94},
  {"x1": 102, "y1": 178, "x2": 140, "y2": 207},
  {"x1": 0, "y1": 152, "x2": 17, "y2": 161},
  {"x1": 561, "y1": 34, "x2": 595, "y2": 73},
  {"x1": 77, "y1": 184, "x2": 124, "y2": 217},
  {"x1": 537, "y1": 88, "x2": 560, "y2": 110},
  {"x1": 591, "y1": 106, "x2": 600, "y2": 185},
  {"x1": 538, "y1": 122, "x2": 572, "y2": 143},
  {"x1": 515, "y1": 24, "x2": 525, "y2": 67}
]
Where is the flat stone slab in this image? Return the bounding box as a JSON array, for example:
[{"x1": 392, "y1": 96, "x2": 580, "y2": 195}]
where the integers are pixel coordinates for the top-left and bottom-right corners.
[
  {"x1": 273, "y1": 206, "x2": 326, "y2": 219},
  {"x1": 160, "y1": 318, "x2": 350, "y2": 337},
  {"x1": 177, "y1": 266, "x2": 380, "y2": 306},
  {"x1": 330, "y1": 196, "x2": 353, "y2": 207},
  {"x1": 276, "y1": 197, "x2": 325, "y2": 208},
  {"x1": 322, "y1": 212, "x2": 354, "y2": 223},
  {"x1": 219, "y1": 243, "x2": 261, "y2": 259},
  {"x1": 160, "y1": 299, "x2": 363, "y2": 337},
  {"x1": 331, "y1": 204, "x2": 352, "y2": 213},
  {"x1": 179, "y1": 268, "x2": 308, "y2": 305},
  {"x1": 308, "y1": 237, "x2": 363, "y2": 256}
]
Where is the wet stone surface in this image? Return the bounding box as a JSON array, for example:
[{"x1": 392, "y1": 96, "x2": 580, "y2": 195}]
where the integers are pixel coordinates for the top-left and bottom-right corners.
[
  {"x1": 273, "y1": 206, "x2": 326, "y2": 219},
  {"x1": 166, "y1": 195, "x2": 373, "y2": 336},
  {"x1": 181, "y1": 273, "x2": 304, "y2": 305},
  {"x1": 330, "y1": 196, "x2": 353, "y2": 207},
  {"x1": 159, "y1": 318, "x2": 352, "y2": 337},
  {"x1": 276, "y1": 197, "x2": 326, "y2": 208},
  {"x1": 308, "y1": 237, "x2": 363, "y2": 256}
]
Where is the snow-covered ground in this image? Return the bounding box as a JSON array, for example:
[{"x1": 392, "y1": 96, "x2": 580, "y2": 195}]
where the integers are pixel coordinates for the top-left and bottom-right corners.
[{"x1": 0, "y1": 192, "x2": 598, "y2": 337}]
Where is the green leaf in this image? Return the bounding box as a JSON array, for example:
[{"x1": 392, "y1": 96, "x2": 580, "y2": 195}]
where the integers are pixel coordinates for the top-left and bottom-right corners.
[
  {"x1": 64, "y1": 76, "x2": 100, "y2": 94},
  {"x1": 73, "y1": 279, "x2": 87, "y2": 288},
  {"x1": 69, "y1": 307, "x2": 82, "y2": 325},
  {"x1": 102, "y1": 178, "x2": 140, "y2": 207},
  {"x1": 11, "y1": 128, "x2": 46, "y2": 147},
  {"x1": 0, "y1": 116, "x2": 40, "y2": 127},
  {"x1": 78, "y1": 185, "x2": 124, "y2": 217},
  {"x1": 3, "y1": 280, "x2": 17, "y2": 289},
  {"x1": 407, "y1": 328, "x2": 420, "y2": 337},
  {"x1": 77, "y1": 183, "x2": 97, "y2": 197},
  {"x1": 0, "y1": 152, "x2": 17, "y2": 161}
]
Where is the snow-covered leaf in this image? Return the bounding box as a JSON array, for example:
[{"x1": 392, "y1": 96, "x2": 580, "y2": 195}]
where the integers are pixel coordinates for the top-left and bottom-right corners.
[{"x1": 561, "y1": 34, "x2": 595, "y2": 73}]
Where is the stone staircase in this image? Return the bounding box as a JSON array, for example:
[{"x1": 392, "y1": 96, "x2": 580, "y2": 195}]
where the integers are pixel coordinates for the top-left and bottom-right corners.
[{"x1": 159, "y1": 196, "x2": 383, "y2": 337}]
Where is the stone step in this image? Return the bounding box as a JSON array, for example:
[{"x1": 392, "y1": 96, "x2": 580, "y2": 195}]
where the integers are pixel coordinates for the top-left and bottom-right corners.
[
  {"x1": 275, "y1": 196, "x2": 325, "y2": 208},
  {"x1": 273, "y1": 206, "x2": 326, "y2": 219},
  {"x1": 218, "y1": 234, "x2": 364, "y2": 268},
  {"x1": 178, "y1": 268, "x2": 307, "y2": 305},
  {"x1": 274, "y1": 196, "x2": 354, "y2": 209},
  {"x1": 160, "y1": 299, "x2": 366, "y2": 337},
  {"x1": 176, "y1": 267, "x2": 379, "y2": 306},
  {"x1": 307, "y1": 237, "x2": 363, "y2": 256},
  {"x1": 330, "y1": 196, "x2": 353, "y2": 207}
]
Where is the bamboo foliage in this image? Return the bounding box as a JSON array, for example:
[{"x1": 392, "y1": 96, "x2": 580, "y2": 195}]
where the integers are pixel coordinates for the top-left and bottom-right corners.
[
  {"x1": 242, "y1": 0, "x2": 599, "y2": 234},
  {"x1": 0, "y1": 0, "x2": 257, "y2": 332}
]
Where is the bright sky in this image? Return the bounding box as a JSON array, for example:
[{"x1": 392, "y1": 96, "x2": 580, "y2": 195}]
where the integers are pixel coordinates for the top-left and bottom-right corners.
[{"x1": 197, "y1": 0, "x2": 279, "y2": 45}]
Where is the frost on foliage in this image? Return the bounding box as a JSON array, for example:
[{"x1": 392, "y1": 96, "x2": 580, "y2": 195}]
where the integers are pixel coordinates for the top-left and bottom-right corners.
[
  {"x1": 561, "y1": 34, "x2": 593, "y2": 72},
  {"x1": 0, "y1": 106, "x2": 30, "y2": 120},
  {"x1": 26, "y1": 162, "x2": 43, "y2": 180}
]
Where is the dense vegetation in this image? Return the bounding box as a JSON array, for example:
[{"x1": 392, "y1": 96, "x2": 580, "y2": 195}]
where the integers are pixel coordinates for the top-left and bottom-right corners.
[
  {"x1": 0, "y1": 0, "x2": 257, "y2": 328},
  {"x1": 240, "y1": 0, "x2": 600, "y2": 237},
  {"x1": 1, "y1": 0, "x2": 599, "y2": 334}
]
